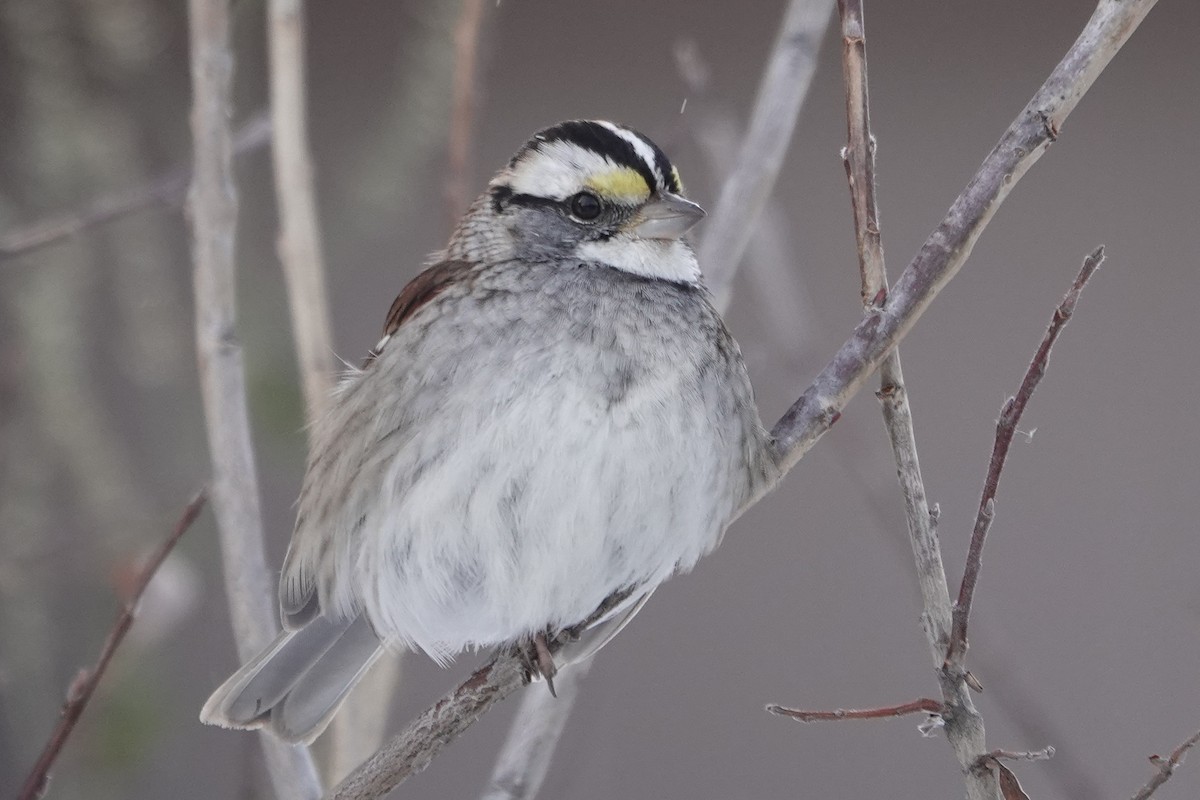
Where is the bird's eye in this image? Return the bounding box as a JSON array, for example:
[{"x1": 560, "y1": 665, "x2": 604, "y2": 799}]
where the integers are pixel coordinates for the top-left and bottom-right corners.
[{"x1": 569, "y1": 192, "x2": 602, "y2": 221}]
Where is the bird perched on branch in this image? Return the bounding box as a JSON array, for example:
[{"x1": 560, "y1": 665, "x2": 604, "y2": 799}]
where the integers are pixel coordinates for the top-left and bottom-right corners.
[{"x1": 201, "y1": 120, "x2": 778, "y2": 743}]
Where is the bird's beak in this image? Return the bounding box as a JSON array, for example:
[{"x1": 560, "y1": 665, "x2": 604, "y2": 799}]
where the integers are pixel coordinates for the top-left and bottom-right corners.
[{"x1": 630, "y1": 192, "x2": 706, "y2": 241}]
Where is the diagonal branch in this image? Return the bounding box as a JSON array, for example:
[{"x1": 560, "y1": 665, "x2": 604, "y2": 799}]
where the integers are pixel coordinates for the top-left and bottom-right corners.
[
  {"x1": 767, "y1": 0, "x2": 1156, "y2": 480},
  {"x1": 327, "y1": 591, "x2": 632, "y2": 800},
  {"x1": 947, "y1": 246, "x2": 1105, "y2": 665},
  {"x1": 1130, "y1": 727, "x2": 1200, "y2": 800},
  {"x1": 187, "y1": 1, "x2": 321, "y2": 796},
  {"x1": 698, "y1": 0, "x2": 835, "y2": 309},
  {"x1": 18, "y1": 491, "x2": 207, "y2": 800}
]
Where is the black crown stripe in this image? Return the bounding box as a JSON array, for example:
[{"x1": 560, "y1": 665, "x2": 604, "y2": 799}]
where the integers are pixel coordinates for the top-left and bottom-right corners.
[{"x1": 523, "y1": 120, "x2": 678, "y2": 196}]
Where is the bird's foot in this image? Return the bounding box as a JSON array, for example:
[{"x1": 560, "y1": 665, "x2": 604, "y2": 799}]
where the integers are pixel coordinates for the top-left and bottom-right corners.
[{"x1": 517, "y1": 630, "x2": 559, "y2": 697}]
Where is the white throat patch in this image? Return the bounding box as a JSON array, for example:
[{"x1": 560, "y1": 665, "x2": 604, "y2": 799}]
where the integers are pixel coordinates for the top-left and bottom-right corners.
[{"x1": 576, "y1": 236, "x2": 701, "y2": 284}]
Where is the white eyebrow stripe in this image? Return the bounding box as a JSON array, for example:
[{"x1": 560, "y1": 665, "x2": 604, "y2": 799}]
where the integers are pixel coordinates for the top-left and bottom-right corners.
[{"x1": 595, "y1": 121, "x2": 664, "y2": 190}]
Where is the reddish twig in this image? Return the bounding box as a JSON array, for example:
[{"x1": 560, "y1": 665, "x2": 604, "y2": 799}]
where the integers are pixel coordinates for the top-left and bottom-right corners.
[
  {"x1": 0, "y1": 113, "x2": 270, "y2": 262},
  {"x1": 18, "y1": 491, "x2": 207, "y2": 800},
  {"x1": 1130, "y1": 728, "x2": 1200, "y2": 800},
  {"x1": 444, "y1": 0, "x2": 488, "y2": 227},
  {"x1": 947, "y1": 245, "x2": 1105, "y2": 665},
  {"x1": 767, "y1": 697, "x2": 945, "y2": 723}
]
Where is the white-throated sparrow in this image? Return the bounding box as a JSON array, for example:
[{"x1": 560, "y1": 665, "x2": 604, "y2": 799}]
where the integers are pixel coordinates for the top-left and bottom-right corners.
[{"x1": 201, "y1": 120, "x2": 778, "y2": 743}]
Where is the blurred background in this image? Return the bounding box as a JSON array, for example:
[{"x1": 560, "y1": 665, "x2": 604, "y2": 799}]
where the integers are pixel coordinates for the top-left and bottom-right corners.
[{"x1": 1, "y1": 0, "x2": 1197, "y2": 798}]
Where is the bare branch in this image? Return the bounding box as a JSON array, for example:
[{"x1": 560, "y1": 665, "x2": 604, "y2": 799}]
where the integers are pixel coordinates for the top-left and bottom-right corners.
[
  {"x1": 698, "y1": 0, "x2": 835, "y2": 310},
  {"x1": 268, "y1": 0, "x2": 336, "y2": 422},
  {"x1": 445, "y1": 0, "x2": 488, "y2": 226},
  {"x1": 834, "y1": 4, "x2": 998, "y2": 794},
  {"x1": 329, "y1": 654, "x2": 525, "y2": 800},
  {"x1": 330, "y1": 590, "x2": 632, "y2": 800},
  {"x1": 0, "y1": 114, "x2": 270, "y2": 262},
  {"x1": 18, "y1": 491, "x2": 207, "y2": 800},
  {"x1": 767, "y1": 697, "x2": 944, "y2": 723},
  {"x1": 480, "y1": 660, "x2": 591, "y2": 800},
  {"x1": 187, "y1": 1, "x2": 321, "y2": 795},
  {"x1": 767, "y1": 0, "x2": 1156, "y2": 481},
  {"x1": 947, "y1": 245, "x2": 1105, "y2": 664},
  {"x1": 1130, "y1": 728, "x2": 1200, "y2": 800},
  {"x1": 980, "y1": 747, "x2": 1056, "y2": 765}
]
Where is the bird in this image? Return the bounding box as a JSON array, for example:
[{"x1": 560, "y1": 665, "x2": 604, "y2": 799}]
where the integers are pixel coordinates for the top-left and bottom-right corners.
[{"x1": 200, "y1": 120, "x2": 779, "y2": 744}]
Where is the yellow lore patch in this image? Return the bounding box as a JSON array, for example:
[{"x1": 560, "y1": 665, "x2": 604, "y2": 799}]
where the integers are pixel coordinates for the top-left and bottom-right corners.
[{"x1": 585, "y1": 168, "x2": 651, "y2": 203}]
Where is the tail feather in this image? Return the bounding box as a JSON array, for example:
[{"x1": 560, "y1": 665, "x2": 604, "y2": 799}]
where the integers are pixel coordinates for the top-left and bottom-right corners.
[
  {"x1": 270, "y1": 615, "x2": 385, "y2": 742},
  {"x1": 200, "y1": 614, "x2": 383, "y2": 744}
]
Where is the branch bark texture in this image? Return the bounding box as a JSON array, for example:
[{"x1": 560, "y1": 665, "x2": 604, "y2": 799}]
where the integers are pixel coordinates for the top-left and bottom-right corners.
[{"x1": 187, "y1": 1, "x2": 321, "y2": 795}]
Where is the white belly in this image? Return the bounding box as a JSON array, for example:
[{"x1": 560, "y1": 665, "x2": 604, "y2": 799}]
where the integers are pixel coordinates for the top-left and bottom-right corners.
[{"x1": 354, "y1": 363, "x2": 737, "y2": 662}]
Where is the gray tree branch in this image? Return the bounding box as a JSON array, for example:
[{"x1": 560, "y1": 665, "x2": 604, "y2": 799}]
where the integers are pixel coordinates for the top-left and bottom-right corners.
[
  {"x1": 187, "y1": 1, "x2": 321, "y2": 796},
  {"x1": 268, "y1": 0, "x2": 336, "y2": 423},
  {"x1": 698, "y1": 0, "x2": 835, "y2": 309},
  {"x1": 836, "y1": 1, "x2": 993, "y2": 797},
  {"x1": 766, "y1": 0, "x2": 1156, "y2": 478}
]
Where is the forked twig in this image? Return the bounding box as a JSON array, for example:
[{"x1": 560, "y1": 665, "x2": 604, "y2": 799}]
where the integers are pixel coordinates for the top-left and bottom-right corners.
[
  {"x1": 18, "y1": 491, "x2": 207, "y2": 800},
  {"x1": 947, "y1": 245, "x2": 1106, "y2": 665},
  {"x1": 1130, "y1": 728, "x2": 1200, "y2": 800}
]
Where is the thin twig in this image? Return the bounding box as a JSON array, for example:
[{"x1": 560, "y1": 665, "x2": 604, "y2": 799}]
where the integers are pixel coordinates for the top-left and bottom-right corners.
[
  {"x1": 836, "y1": 4, "x2": 992, "y2": 793},
  {"x1": 838, "y1": 2, "x2": 1004, "y2": 796},
  {"x1": 767, "y1": 697, "x2": 944, "y2": 723},
  {"x1": 445, "y1": 0, "x2": 488, "y2": 226},
  {"x1": 767, "y1": 0, "x2": 1156, "y2": 481},
  {"x1": 979, "y1": 747, "x2": 1056, "y2": 765},
  {"x1": 697, "y1": 0, "x2": 835, "y2": 310},
  {"x1": 187, "y1": 1, "x2": 321, "y2": 796},
  {"x1": 18, "y1": 491, "x2": 208, "y2": 800},
  {"x1": 947, "y1": 245, "x2": 1105, "y2": 664},
  {"x1": 0, "y1": 113, "x2": 270, "y2": 262},
  {"x1": 1130, "y1": 728, "x2": 1200, "y2": 800},
  {"x1": 268, "y1": 0, "x2": 336, "y2": 422}
]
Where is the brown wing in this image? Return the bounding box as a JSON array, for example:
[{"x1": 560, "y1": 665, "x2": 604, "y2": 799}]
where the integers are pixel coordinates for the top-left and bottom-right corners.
[{"x1": 361, "y1": 259, "x2": 475, "y2": 367}]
